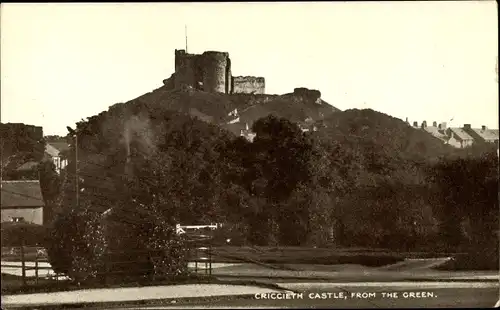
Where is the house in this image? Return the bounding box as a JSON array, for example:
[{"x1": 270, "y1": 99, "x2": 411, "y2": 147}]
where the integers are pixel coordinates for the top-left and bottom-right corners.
[
  {"x1": 411, "y1": 119, "x2": 499, "y2": 149},
  {"x1": 463, "y1": 124, "x2": 499, "y2": 145},
  {"x1": 421, "y1": 121, "x2": 449, "y2": 144},
  {"x1": 240, "y1": 123, "x2": 256, "y2": 142},
  {"x1": 13, "y1": 161, "x2": 40, "y2": 180},
  {"x1": 1, "y1": 180, "x2": 44, "y2": 225},
  {"x1": 44, "y1": 142, "x2": 70, "y2": 174},
  {"x1": 446, "y1": 127, "x2": 475, "y2": 148}
]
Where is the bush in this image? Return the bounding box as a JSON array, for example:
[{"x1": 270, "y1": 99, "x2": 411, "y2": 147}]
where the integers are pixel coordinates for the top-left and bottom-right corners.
[
  {"x1": 104, "y1": 210, "x2": 189, "y2": 283},
  {"x1": 45, "y1": 206, "x2": 106, "y2": 282},
  {"x1": 46, "y1": 204, "x2": 189, "y2": 284}
]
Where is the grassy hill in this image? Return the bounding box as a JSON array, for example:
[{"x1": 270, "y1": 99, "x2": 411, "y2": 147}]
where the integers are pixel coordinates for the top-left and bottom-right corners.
[
  {"x1": 95, "y1": 85, "x2": 460, "y2": 171},
  {"x1": 125, "y1": 85, "x2": 340, "y2": 136},
  {"x1": 124, "y1": 84, "x2": 453, "y2": 162},
  {"x1": 314, "y1": 108, "x2": 454, "y2": 161}
]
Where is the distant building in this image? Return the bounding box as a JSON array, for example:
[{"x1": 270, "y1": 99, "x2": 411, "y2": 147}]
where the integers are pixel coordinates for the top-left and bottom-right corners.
[
  {"x1": 240, "y1": 123, "x2": 256, "y2": 142},
  {"x1": 44, "y1": 142, "x2": 70, "y2": 174},
  {"x1": 463, "y1": 124, "x2": 499, "y2": 145},
  {"x1": 446, "y1": 127, "x2": 475, "y2": 148},
  {"x1": 421, "y1": 121, "x2": 449, "y2": 144},
  {"x1": 1, "y1": 180, "x2": 44, "y2": 225},
  {"x1": 412, "y1": 120, "x2": 498, "y2": 149},
  {"x1": 14, "y1": 161, "x2": 40, "y2": 179}
]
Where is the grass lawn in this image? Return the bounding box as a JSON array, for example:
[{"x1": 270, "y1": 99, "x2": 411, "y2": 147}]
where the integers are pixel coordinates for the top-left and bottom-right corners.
[
  {"x1": 1, "y1": 272, "x2": 73, "y2": 295},
  {"x1": 211, "y1": 246, "x2": 404, "y2": 267},
  {"x1": 435, "y1": 252, "x2": 499, "y2": 271}
]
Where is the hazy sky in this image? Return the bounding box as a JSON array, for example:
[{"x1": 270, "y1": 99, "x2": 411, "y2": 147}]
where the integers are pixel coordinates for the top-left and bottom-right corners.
[{"x1": 1, "y1": 2, "x2": 498, "y2": 135}]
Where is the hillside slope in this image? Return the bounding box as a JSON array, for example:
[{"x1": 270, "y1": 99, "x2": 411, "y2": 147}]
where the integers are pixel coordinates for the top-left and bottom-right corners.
[
  {"x1": 125, "y1": 85, "x2": 340, "y2": 136},
  {"x1": 86, "y1": 82, "x2": 455, "y2": 167},
  {"x1": 314, "y1": 108, "x2": 453, "y2": 161}
]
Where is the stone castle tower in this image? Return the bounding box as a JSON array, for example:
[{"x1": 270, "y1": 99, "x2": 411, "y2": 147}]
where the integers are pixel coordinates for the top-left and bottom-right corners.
[{"x1": 168, "y1": 49, "x2": 265, "y2": 95}]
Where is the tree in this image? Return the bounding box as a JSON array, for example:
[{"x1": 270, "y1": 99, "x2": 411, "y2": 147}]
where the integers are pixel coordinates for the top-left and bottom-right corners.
[
  {"x1": 229, "y1": 115, "x2": 320, "y2": 246},
  {"x1": 38, "y1": 160, "x2": 61, "y2": 225},
  {"x1": 429, "y1": 149, "x2": 499, "y2": 254},
  {"x1": 47, "y1": 104, "x2": 233, "y2": 282}
]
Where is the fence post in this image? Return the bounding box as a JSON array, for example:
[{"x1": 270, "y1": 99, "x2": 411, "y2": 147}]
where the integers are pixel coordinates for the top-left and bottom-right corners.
[
  {"x1": 194, "y1": 247, "x2": 198, "y2": 273},
  {"x1": 104, "y1": 256, "x2": 108, "y2": 285},
  {"x1": 35, "y1": 255, "x2": 39, "y2": 285},
  {"x1": 208, "y1": 242, "x2": 212, "y2": 276},
  {"x1": 20, "y1": 244, "x2": 26, "y2": 287}
]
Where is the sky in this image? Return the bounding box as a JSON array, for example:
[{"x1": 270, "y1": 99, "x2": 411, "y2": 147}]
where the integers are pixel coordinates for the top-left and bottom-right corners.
[{"x1": 1, "y1": 2, "x2": 498, "y2": 136}]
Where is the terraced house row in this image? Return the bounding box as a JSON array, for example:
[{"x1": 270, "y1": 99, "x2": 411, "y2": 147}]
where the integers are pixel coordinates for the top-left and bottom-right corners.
[{"x1": 408, "y1": 120, "x2": 499, "y2": 148}]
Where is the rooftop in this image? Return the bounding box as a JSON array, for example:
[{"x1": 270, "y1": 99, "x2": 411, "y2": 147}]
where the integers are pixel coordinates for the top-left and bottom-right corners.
[
  {"x1": 423, "y1": 126, "x2": 448, "y2": 142},
  {"x1": 448, "y1": 127, "x2": 474, "y2": 141},
  {"x1": 47, "y1": 142, "x2": 70, "y2": 154},
  {"x1": 470, "y1": 127, "x2": 499, "y2": 141},
  {"x1": 16, "y1": 161, "x2": 39, "y2": 172},
  {"x1": 1, "y1": 180, "x2": 44, "y2": 208}
]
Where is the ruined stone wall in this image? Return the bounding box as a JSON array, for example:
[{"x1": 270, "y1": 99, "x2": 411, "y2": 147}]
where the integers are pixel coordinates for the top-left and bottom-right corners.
[
  {"x1": 174, "y1": 49, "x2": 198, "y2": 89},
  {"x1": 202, "y1": 51, "x2": 229, "y2": 94},
  {"x1": 173, "y1": 49, "x2": 265, "y2": 95},
  {"x1": 293, "y1": 88, "x2": 321, "y2": 102},
  {"x1": 226, "y1": 58, "x2": 232, "y2": 94},
  {"x1": 232, "y1": 76, "x2": 265, "y2": 94}
]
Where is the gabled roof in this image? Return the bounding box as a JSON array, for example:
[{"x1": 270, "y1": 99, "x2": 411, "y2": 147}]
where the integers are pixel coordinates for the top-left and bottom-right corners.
[
  {"x1": 1, "y1": 180, "x2": 44, "y2": 208},
  {"x1": 16, "y1": 161, "x2": 39, "y2": 171},
  {"x1": 46, "y1": 142, "x2": 70, "y2": 156},
  {"x1": 45, "y1": 143, "x2": 60, "y2": 157},
  {"x1": 470, "y1": 128, "x2": 499, "y2": 141},
  {"x1": 423, "y1": 126, "x2": 448, "y2": 142},
  {"x1": 448, "y1": 127, "x2": 474, "y2": 141}
]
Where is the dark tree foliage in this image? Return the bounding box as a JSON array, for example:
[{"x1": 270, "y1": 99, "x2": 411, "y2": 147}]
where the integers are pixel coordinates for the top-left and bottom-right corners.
[
  {"x1": 47, "y1": 102, "x2": 233, "y2": 282},
  {"x1": 38, "y1": 160, "x2": 61, "y2": 225},
  {"x1": 46, "y1": 91, "x2": 498, "y2": 275},
  {"x1": 428, "y1": 148, "x2": 499, "y2": 254},
  {"x1": 0, "y1": 123, "x2": 46, "y2": 161},
  {"x1": 45, "y1": 205, "x2": 106, "y2": 282}
]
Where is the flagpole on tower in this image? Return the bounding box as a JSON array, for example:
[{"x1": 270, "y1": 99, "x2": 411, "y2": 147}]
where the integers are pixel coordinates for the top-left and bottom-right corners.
[{"x1": 185, "y1": 25, "x2": 188, "y2": 53}]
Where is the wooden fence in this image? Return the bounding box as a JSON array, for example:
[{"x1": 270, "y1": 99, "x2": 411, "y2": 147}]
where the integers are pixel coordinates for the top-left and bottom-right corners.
[
  {"x1": 1, "y1": 234, "x2": 214, "y2": 287},
  {"x1": 1, "y1": 246, "x2": 63, "y2": 286}
]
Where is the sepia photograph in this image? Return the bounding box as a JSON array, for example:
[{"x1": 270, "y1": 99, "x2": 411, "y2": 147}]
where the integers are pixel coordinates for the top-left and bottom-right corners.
[{"x1": 1, "y1": 1, "x2": 499, "y2": 309}]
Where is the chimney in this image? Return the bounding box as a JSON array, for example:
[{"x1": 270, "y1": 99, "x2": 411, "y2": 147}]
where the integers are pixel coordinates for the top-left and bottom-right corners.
[
  {"x1": 432, "y1": 121, "x2": 437, "y2": 127},
  {"x1": 481, "y1": 125, "x2": 487, "y2": 131},
  {"x1": 439, "y1": 122, "x2": 447, "y2": 131},
  {"x1": 463, "y1": 124, "x2": 471, "y2": 130},
  {"x1": 421, "y1": 121, "x2": 427, "y2": 129},
  {"x1": 413, "y1": 121, "x2": 418, "y2": 127}
]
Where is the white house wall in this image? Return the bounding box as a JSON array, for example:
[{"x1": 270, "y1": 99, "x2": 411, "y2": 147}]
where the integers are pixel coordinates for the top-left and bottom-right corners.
[{"x1": 1, "y1": 207, "x2": 43, "y2": 225}]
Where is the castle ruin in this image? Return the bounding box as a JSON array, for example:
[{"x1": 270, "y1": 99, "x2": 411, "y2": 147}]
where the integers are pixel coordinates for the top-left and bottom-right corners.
[{"x1": 165, "y1": 49, "x2": 265, "y2": 95}]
